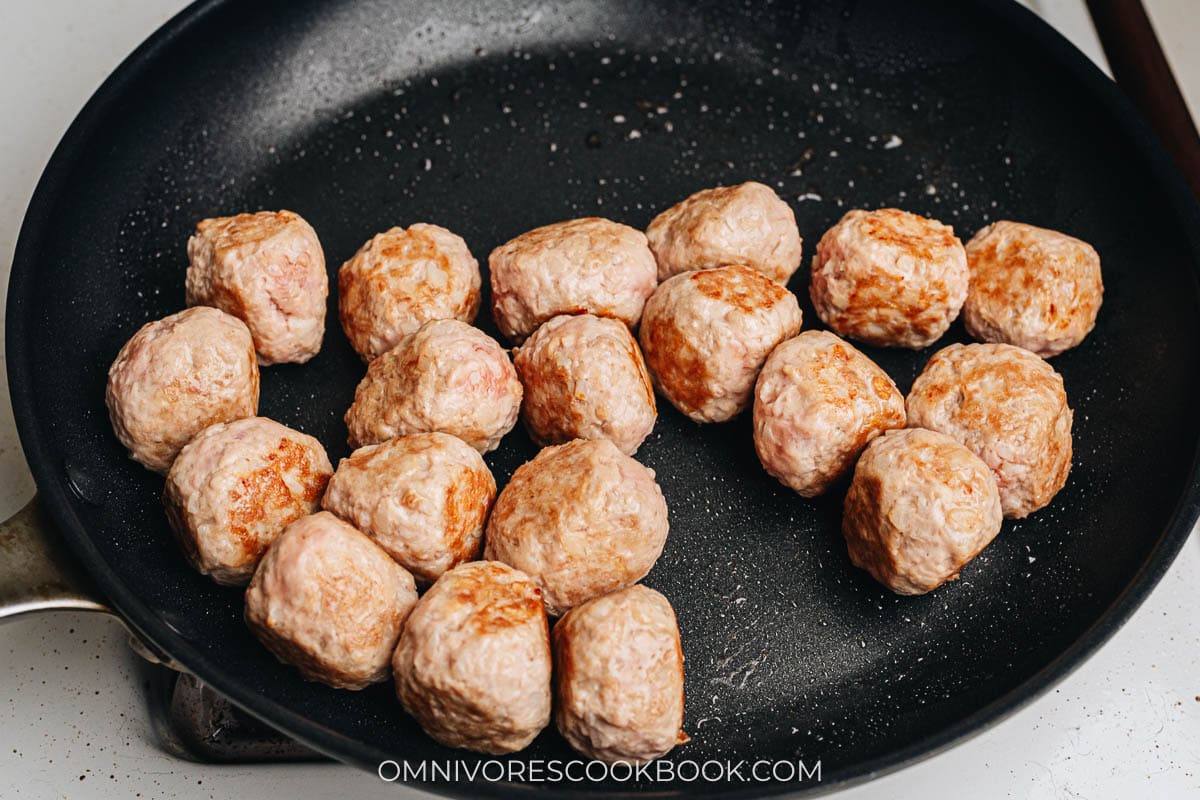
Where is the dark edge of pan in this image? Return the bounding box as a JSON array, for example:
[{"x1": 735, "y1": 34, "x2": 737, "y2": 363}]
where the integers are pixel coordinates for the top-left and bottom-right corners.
[{"x1": 6, "y1": 0, "x2": 1200, "y2": 797}]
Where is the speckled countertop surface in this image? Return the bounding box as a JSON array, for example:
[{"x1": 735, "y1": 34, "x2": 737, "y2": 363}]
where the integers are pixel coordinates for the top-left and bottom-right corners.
[{"x1": 1, "y1": 1, "x2": 1198, "y2": 798}]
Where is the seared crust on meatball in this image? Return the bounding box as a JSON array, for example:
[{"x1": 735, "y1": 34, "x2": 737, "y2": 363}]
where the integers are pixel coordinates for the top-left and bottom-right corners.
[
  {"x1": 639, "y1": 265, "x2": 802, "y2": 423},
  {"x1": 186, "y1": 210, "x2": 328, "y2": 365},
  {"x1": 810, "y1": 208, "x2": 968, "y2": 349},
  {"x1": 553, "y1": 585, "x2": 687, "y2": 763},
  {"x1": 338, "y1": 224, "x2": 481, "y2": 362},
  {"x1": 483, "y1": 439, "x2": 669, "y2": 616},
  {"x1": 753, "y1": 331, "x2": 905, "y2": 496},
  {"x1": 392, "y1": 561, "x2": 551, "y2": 754},
  {"x1": 489, "y1": 217, "x2": 658, "y2": 343},
  {"x1": 244, "y1": 511, "x2": 417, "y2": 690},
  {"x1": 646, "y1": 182, "x2": 803, "y2": 284},
  {"x1": 322, "y1": 432, "x2": 496, "y2": 585},
  {"x1": 514, "y1": 314, "x2": 657, "y2": 456},
  {"x1": 106, "y1": 306, "x2": 260, "y2": 474},
  {"x1": 344, "y1": 319, "x2": 522, "y2": 453},
  {"x1": 164, "y1": 417, "x2": 332, "y2": 586},
  {"x1": 843, "y1": 428, "x2": 1002, "y2": 595},
  {"x1": 963, "y1": 221, "x2": 1103, "y2": 357},
  {"x1": 906, "y1": 343, "x2": 1073, "y2": 518}
]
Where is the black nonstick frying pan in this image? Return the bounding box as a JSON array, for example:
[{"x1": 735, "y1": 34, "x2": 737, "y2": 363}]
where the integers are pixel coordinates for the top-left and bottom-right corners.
[{"x1": 6, "y1": 0, "x2": 1200, "y2": 796}]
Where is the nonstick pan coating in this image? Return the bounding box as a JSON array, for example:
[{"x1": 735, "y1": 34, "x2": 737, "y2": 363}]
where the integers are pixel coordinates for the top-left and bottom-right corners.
[{"x1": 8, "y1": 0, "x2": 1200, "y2": 795}]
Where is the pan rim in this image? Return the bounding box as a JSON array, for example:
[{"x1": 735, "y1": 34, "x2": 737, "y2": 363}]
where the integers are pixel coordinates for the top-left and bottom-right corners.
[{"x1": 6, "y1": 0, "x2": 1200, "y2": 796}]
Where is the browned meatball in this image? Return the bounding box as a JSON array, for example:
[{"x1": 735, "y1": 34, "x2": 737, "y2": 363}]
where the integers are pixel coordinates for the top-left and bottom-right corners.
[
  {"x1": 244, "y1": 512, "x2": 417, "y2": 690},
  {"x1": 514, "y1": 314, "x2": 657, "y2": 456},
  {"x1": 484, "y1": 439, "x2": 669, "y2": 616},
  {"x1": 639, "y1": 265, "x2": 802, "y2": 423},
  {"x1": 338, "y1": 224, "x2": 481, "y2": 362},
  {"x1": 164, "y1": 417, "x2": 332, "y2": 586},
  {"x1": 810, "y1": 208, "x2": 968, "y2": 348},
  {"x1": 322, "y1": 432, "x2": 496, "y2": 586},
  {"x1": 553, "y1": 585, "x2": 687, "y2": 763},
  {"x1": 843, "y1": 428, "x2": 1002, "y2": 595},
  {"x1": 106, "y1": 306, "x2": 260, "y2": 474},
  {"x1": 906, "y1": 343, "x2": 1073, "y2": 518},
  {"x1": 963, "y1": 221, "x2": 1103, "y2": 357},
  {"x1": 489, "y1": 217, "x2": 658, "y2": 343},
  {"x1": 392, "y1": 561, "x2": 551, "y2": 754},
  {"x1": 186, "y1": 210, "x2": 328, "y2": 365},
  {"x1": 646, "y1": 181, "x2": 803, "y2": 284}
]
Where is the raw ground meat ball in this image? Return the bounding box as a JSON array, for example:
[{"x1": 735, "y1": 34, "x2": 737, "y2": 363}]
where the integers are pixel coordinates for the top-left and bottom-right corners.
[
  {"x1": 963, "y1": 220, "x2": 1103, "y2": 357},
  {"x1": 244, "y1": 511, "x2": 417, "y2": 690},
  {"x1": 843, "y1": 427, "x2": 1003, "y2": 595},
  {"x1": 646, "y1": 181, "x2": 804, "y2": 284},
  {"x1": 553, "y1": 585, "x2": 688, "y2": 764},
  {"x1": 639, "y1": 264, "x2": 802, "y2": 423},
  {"x1": 343, "y1": 319, "x2": 522, "y2": 453},
  {"x1": 489, "y1": 217, "x2": 658, "y2": 343},
  {"x1": 321, "y1": 432, "x2": 496, "y2": 585},
  {"x1": 163, "y1": 417, "x2": 332, "y2": 586},
  {"x1": 754, "y1": 331, "x2": 906, "y2": 496},
  {"x1": 906, "y1": 342, "x2": 1073, "y2": 518},
  {"x1": 483, "y1": 438, "x2": 669, "y2": 617},
  {"x1": 186, "y1": 210, "x2": 328, "y2": 365},
  {"x1": 106, "y1": 306, "x2": 260, "y2": 474},
  {"x1": 514, "y1": 314, "x2": 657, "y2": 455},
  {"x1": 392, "y1": 561, "x2": 551, "y2": 754},
  {"x1": 338, "y1": 224, "x2": 481, "y2": 362},
  {"x1": 810, "y1": 208, "x2": 968, "y2": 349}
]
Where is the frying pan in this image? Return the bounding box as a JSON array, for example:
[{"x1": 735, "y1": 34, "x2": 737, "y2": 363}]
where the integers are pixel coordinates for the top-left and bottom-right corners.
[{"x1": 5, "y1": 0, "x2": 1200, "y2": 795}]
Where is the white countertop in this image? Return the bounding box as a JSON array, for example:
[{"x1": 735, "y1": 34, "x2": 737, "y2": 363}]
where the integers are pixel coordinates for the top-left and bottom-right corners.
[{"x1": 1, "y1": 1, "x2": 1198, "y2": 798}]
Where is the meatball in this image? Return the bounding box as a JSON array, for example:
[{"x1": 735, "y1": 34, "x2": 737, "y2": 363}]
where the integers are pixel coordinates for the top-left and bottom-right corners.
[
  {"x1": 963, "y1": 220, "x2": 1103, "y2": 357},
  {"x1": 489, "y1": 217, "x2": 657, "y2": 343},
  {"x1": 843, "y1": 428, "x2": 1002, "y2": 595},
  {"x1": 244, "y1": 511, "x2": 417, "y2": 690},
  {"x1": 338, "y1": 224, "x2": 481, "y2": 362},
  {"x1": 906, "y1": 343, "x2": 1073, "y2": 518},
  {"x1": 164, "y1": 417, "x2": 333, "y2": 586},
  {"x1": 646, "y1": 181, "x2": 803, "y2": 284},
  {"x1": 553, "y1": 585, "x2": 687, "y2": 763},
  {"x1": 344, "y1": 319, "x2": 522, "y2": 453},
  {"x1": 322, "y1": 432, "x2": 495, "y2": 585},
  {"x1": 484, "y1": 439, "x2": 669, "y2": 617},
  {"x1": 639, "y1": 264, "x2": 802, "y2": 423},
  {"x1": 392, "y1": 561, "x2": 551, "y2": 754},
  {"x1": 753, "y1": 331, "x2": 906, "y2": 497},
  {"x1": 514, "y1": 314, "x2": 657, "y2": 455},
  {"x1": 106, "y1": 306, "x2": 260, "y2": 474},
  {"x1": 810, "y1": 208, "x2": 968, "y2": 349}
]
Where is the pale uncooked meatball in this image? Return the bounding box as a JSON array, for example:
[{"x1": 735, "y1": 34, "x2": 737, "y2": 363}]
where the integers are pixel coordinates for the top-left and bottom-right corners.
[
  {"x1": 646, "y1": 181, "x2": 803, "y2": 284},
  {"x1": 753, "y1": 331, "x2": 906, "y2": 497},
  {"x1": 187, "y1": 210, "x2": 328, "y2": 365},
  {"x1": 392, "y1": 561, "x2": 551, "y2": 754},
  {"x1": 344, "y1": 319, "x2": 522, "y2": 453},
  {"x1": 322, "y1": 432, "x2": 496, "y2": 585},
  {"x1": 164, "y1": 417, "x2": 332, "y2": 586},
  {"x1": 489, "y1": 217, "x2": 657, "y2": 343},
  {"x1": 483, "y1": 439, "x2": 669, "y2": 616},
  {"x1": 514, "y1": 314, "x2": 657, "y2": 455},
  {"x1": 963, "y1": 221, "x2": 1103, "y2": 357},
  {"x1": 338, "y1": 224, "x2": 481, "y2": 362},
  {"x1": 843, "y1": 428, "x2": 1002, "y2": 595},
  {"x1": 244, "y1": 511, "x2": 417, "y2": 690},
  {"x1": 906, "y1": 343, "x2": 1073, "y2": 518},
  {"x1": 639, "y1": 265, "x2": 802, "y2": 423},
  {"x1": 810, "y1": 208, "x2": 968, "y2": 349},
  {"x1": 553, "y1": 585, "x2": 687, "y2": 764},
  {"x1": 106, "y1": 306, "x2": 260, "y2": 474}
]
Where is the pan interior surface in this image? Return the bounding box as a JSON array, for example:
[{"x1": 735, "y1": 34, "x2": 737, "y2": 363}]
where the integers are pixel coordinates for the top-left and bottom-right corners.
[{"x1": 8, "y1": 0, "x2": 1200, "y2": 795}]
